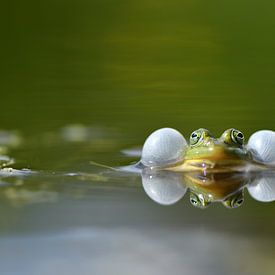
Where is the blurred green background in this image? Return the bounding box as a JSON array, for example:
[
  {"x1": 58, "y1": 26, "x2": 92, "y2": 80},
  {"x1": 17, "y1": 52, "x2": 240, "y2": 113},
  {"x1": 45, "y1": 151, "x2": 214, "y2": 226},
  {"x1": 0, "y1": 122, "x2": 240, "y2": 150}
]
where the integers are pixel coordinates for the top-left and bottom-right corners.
[{"x1": 2, "y1": 0, "x2": 275, "y2": 138}]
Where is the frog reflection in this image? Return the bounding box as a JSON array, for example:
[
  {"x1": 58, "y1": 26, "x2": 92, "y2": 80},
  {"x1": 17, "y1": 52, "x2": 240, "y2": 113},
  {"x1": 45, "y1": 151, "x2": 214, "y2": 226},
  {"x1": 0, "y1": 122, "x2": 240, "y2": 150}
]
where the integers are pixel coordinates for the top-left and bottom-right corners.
[
  {"x1": 184, "y1": 171, "x2": 247, "y2": 209},
  {"x1": 222, "y1": 190, "x2": 244, "y2": 209},
  {"x1": 189, "y1": 191, "x2": 212, "y2": 209},
  {"x1": 141, "y1": 169, "x2": 275, "y2": 208},
  {"x1": 189, "y1": 190, "x2": 244, "y2": 209}
]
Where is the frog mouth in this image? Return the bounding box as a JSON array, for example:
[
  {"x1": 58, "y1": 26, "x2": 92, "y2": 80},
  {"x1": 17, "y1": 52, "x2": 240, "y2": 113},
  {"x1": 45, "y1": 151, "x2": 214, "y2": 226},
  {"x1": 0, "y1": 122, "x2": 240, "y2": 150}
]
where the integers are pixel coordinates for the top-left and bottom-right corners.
[
  {"x1": 165, "y1": 144, "x2": 251, "y2": 172},
  {"x1": 183, "y1": 159, "x2": 216, "y2": 169},
  {"x1": 167, "y1": 156, "x2": 249, "y2": 173}
]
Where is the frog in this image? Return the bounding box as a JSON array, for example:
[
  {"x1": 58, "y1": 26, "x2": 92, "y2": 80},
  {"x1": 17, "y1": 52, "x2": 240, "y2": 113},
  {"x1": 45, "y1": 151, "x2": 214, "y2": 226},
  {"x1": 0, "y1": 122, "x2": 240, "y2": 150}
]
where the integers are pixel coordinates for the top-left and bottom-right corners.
[
  {"x1": 166, "y1": 128, "x2": 258, "y2": 173},
  {"x1": 126, "y1": 127, "x2": 275, "y2": 208}
]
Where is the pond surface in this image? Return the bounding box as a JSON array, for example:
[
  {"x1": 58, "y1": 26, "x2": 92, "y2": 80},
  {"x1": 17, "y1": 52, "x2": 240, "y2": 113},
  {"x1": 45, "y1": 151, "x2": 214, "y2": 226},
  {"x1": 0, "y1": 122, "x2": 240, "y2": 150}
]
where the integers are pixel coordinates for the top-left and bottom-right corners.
[{"x1": 2, "y1": 0, "x2": 275, "y2": 274}]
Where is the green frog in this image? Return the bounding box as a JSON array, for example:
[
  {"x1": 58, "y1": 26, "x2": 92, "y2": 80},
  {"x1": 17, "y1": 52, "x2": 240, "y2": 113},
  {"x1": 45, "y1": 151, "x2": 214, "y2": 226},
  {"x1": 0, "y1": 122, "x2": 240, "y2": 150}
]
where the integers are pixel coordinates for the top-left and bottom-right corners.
[{"x1": 167, "y1": 128, "x2": 258, "y2": 173}]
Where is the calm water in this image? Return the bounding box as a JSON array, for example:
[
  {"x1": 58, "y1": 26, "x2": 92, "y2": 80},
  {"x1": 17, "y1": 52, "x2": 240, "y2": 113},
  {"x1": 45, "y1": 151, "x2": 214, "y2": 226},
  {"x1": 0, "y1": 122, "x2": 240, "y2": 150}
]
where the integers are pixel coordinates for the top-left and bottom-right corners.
[{"x1": 1, "y1": 0, "x2": 275, "y2": 274}]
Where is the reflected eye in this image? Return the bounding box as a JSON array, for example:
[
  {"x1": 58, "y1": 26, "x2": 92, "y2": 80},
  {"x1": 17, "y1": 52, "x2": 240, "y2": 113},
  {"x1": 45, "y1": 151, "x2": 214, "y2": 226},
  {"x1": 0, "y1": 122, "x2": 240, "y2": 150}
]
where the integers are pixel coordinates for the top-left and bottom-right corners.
[
  {"x1": 190, "y1": 197, "x2": 198, "y2": 205},
  {"x1": 231, "y1": 129, "x2": 244, "y2": 145},
  {"x1": 223, "y1": 192, "x2": 244, "y2": 209},
  {"x1": 234, "y1": 198, "x2": 244, "y2": 207},
  {"x1": 190, "y1": 130, "x2": 203, "y2": 146},
  {"x1": 190, "y1": 192, "x2": 200, "y2": 206},
  {"x1": 189, "y1": 193, "x2": 211, "y2": 209}
]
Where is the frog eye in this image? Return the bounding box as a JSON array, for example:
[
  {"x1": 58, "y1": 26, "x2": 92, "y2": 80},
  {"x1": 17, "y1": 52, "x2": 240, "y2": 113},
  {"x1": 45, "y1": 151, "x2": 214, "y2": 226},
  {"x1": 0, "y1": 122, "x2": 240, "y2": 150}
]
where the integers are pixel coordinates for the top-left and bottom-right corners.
[
  {"x1": 190, "y1": 130, "x2": 203, "y2": 146},
  {"x1": 231, "y1": 129, "x2": 244, "y2": 145}
]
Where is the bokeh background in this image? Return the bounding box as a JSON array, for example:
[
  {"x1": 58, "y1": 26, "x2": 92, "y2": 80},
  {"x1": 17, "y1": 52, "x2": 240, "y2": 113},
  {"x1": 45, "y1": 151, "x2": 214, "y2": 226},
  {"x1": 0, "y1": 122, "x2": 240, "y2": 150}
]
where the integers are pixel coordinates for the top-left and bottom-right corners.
[
  {"x1": 3, "y1": 0, "x2": 275, "y2": 136},
  {"x1": 1, "y1": 1, "x2": 275, "y2": 274}
]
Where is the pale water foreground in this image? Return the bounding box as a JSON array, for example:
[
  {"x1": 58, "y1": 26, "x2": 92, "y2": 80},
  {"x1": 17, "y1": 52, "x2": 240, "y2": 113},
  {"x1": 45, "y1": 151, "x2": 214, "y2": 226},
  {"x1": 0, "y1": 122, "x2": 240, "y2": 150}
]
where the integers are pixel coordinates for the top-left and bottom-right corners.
[{"x1": 0, "y1": 126, "x2": 274, "y2": 275}]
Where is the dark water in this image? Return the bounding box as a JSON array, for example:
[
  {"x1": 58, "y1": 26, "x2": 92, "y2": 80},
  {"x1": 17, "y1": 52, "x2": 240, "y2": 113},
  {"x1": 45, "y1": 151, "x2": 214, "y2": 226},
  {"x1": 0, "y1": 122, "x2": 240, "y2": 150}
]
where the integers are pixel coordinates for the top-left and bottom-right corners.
[{"x1": 1, "y1": 1, "x2": 275, "y2": 274}]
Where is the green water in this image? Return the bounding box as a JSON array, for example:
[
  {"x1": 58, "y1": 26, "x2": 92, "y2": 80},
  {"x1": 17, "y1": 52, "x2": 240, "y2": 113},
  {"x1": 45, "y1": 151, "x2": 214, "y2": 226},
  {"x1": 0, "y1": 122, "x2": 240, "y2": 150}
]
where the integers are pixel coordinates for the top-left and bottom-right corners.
[{"x1": 1, "y1": 1, "x2": 275, "y2": 274}]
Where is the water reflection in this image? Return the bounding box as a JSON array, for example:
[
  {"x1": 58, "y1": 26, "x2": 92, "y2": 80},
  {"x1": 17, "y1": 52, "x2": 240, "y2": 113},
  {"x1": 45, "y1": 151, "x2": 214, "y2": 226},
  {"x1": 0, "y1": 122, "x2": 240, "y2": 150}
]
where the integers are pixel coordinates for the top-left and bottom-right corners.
[
  {"x1": 141, "y1": 171, "x2": 186, "y2": 205},
  {"x1": 247, "y1": 174, "x2": 275, "y2": 202},
  {"x1": 141, "y1": 169, "x2": 275, "y2": 208}
]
